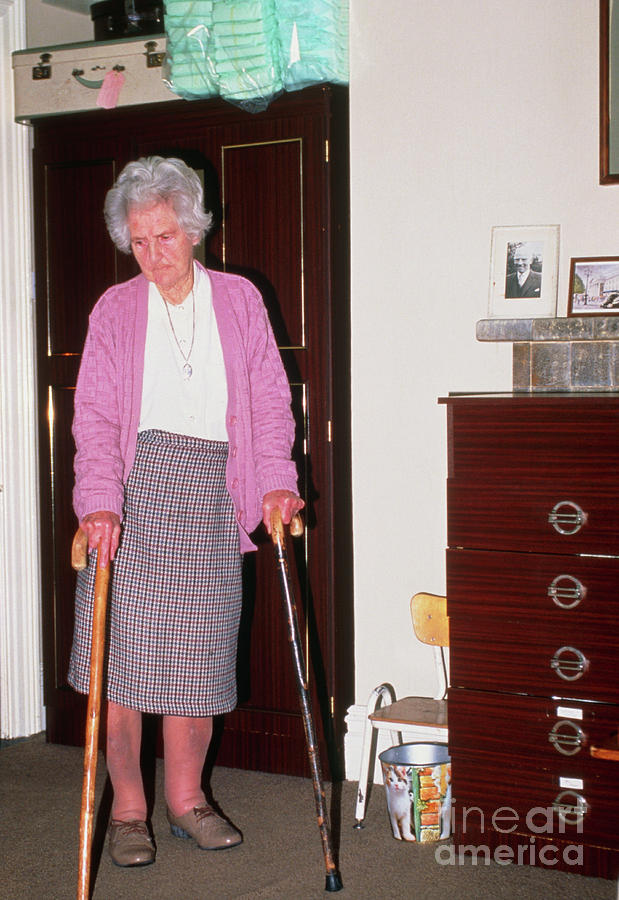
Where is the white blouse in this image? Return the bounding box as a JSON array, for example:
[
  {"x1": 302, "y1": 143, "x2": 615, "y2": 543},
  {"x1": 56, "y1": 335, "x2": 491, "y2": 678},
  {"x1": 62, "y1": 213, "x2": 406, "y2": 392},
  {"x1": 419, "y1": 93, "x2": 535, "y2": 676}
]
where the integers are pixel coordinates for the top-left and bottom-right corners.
[{"x1": 139, "y1": 263, "x2": 228, "y2": 441}]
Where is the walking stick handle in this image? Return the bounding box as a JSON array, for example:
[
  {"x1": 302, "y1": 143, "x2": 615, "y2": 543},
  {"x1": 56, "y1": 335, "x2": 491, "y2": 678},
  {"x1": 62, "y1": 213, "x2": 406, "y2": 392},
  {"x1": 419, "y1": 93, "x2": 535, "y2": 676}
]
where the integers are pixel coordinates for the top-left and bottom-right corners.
[
  {"x1": 289, "y1": 513, "x2": 304, "y2": 538},
  {"x1": 270, "y1": 508, "x2": 304, "y2": 542},
  {"x1": 71, "y1": 528, "x2": 89, "y2": 571}
]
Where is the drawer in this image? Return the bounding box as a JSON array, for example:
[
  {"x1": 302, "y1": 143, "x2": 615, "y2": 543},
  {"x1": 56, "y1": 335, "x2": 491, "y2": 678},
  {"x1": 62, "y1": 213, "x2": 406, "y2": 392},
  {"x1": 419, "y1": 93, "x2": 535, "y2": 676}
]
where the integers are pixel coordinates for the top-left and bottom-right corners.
[
  {"x1": 444, "y1": 395, "x2": 619, "y2": 485},
  {"x1": 447, "y1": 550, "x2": 619, "y2": 701},
  {"x1": 448, "y1": 689, "x2": 619, "y2": 772},
  {"x1": 450, "y1": 750, "x2": 619, "y2": 850},
  {"x1": 447, "y1": 481, "x2": 619, "y2": 555}
]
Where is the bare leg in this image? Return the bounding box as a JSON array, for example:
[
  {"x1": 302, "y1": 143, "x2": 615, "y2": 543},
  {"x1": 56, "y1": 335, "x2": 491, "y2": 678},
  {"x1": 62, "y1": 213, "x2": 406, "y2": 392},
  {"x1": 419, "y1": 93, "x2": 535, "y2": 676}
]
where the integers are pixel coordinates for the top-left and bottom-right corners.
[
  {"x1": 163, "y1": 715, "x2": 212, "y2": 817},
  {"x1": 106, "y1": 700, "x2": 146, "y2": 821}
]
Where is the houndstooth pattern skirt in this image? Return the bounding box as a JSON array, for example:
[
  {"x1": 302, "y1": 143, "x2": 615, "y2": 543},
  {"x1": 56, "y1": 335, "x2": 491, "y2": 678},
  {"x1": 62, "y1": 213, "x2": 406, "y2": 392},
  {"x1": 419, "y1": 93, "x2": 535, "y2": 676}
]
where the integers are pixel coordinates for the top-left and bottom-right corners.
[{"x1": 68, "y1": 429, "x2": 243, "y2": 717}]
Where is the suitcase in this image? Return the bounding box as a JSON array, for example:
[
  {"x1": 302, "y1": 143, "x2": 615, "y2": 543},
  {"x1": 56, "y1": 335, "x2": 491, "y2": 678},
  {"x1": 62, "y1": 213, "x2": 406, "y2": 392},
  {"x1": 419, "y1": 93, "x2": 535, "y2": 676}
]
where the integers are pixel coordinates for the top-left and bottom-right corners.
[{"x1": 12, "y1": 35, "x2": 179, "y2": 122}]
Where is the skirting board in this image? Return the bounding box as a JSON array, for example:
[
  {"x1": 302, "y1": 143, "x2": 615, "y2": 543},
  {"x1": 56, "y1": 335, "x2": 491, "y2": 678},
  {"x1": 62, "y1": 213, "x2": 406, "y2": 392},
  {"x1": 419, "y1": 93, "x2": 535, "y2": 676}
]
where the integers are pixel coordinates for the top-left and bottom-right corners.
[{"x1": 344, "y1": 703, "x2": 449, "y2": 784}]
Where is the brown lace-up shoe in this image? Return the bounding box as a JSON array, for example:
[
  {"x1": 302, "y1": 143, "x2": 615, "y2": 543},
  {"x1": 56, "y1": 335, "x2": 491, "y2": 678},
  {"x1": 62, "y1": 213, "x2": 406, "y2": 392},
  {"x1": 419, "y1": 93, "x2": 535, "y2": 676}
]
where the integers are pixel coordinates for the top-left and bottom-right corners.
[
  {"x1": 108, "y1": 819, "x2": 156, "y2": 867},
  {"x1": 167, "y1": 804, "x2": 242, "y2": 850}
]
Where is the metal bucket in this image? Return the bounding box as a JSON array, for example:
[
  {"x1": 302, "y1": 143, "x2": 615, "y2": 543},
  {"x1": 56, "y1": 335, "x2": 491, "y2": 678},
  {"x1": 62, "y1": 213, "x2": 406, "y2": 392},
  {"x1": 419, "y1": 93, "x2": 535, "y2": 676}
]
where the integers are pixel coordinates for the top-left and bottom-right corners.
[{"x1": 379, "y1": 742, "x2": 451, "y2": 843}]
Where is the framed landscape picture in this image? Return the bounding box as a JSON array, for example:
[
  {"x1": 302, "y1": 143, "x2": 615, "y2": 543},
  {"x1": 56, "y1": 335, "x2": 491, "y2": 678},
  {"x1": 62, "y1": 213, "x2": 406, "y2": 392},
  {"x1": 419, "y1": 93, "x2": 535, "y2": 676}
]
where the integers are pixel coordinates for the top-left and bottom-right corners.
[{"x1": 568, "y1": 256, "x2": 619, "y2": 316}]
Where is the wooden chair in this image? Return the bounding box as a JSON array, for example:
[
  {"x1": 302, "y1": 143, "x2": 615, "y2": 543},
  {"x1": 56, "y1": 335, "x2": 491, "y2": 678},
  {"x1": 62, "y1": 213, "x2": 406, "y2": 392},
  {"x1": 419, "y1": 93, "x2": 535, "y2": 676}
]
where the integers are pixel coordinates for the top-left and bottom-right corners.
[{"x1": 353, "y1": 591, "x2": 449, "y2": 827}]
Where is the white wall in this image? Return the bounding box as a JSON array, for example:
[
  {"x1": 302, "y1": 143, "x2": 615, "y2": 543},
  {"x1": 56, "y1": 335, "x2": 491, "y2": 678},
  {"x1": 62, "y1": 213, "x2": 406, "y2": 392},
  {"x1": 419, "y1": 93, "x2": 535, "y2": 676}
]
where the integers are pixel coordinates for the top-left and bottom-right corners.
[
  {"x1": 346, "y1": 0, "x2": 619, "y2": 774},
  {"x1": 27, "y1": 0, "x2": 90, "y2": 45}
]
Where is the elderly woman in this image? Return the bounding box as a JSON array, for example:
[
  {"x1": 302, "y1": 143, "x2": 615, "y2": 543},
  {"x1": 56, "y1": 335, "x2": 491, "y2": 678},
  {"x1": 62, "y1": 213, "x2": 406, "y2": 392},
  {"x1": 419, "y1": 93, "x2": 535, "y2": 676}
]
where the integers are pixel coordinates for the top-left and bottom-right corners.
[{"x1": 68, "y1": 156, "x2": 304, "y2": 868}]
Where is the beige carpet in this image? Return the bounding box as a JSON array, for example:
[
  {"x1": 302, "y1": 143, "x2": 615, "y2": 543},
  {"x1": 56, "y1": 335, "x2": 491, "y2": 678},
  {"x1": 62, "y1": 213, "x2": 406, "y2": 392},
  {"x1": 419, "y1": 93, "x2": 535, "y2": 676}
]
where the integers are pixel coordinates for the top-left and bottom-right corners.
[{"x1": 0, "y1": 734, "x2": 615, "y2": 900}]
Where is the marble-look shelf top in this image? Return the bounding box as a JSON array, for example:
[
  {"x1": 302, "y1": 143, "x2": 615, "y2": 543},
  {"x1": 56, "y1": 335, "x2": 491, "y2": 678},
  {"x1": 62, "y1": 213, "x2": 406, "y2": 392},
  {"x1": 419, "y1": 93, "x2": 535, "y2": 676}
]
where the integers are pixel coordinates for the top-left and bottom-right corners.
[{"x1": 476, "y1": 317, "x2": 619, "y2": 342}]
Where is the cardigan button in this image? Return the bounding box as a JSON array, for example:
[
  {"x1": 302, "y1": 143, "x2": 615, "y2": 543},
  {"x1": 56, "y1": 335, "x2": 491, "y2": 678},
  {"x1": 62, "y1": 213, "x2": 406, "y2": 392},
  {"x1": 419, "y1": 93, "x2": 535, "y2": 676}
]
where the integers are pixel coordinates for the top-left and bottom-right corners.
[{"x1": 229, "y1": 415, "x2": 237, "y2": 426}]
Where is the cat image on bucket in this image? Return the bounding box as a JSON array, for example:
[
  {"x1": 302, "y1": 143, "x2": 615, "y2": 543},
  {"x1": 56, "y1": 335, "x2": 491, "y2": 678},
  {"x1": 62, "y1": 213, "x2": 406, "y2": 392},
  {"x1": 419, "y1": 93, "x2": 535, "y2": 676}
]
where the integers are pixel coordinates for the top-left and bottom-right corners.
[
  {"x1": 383, "y1": 764, "x2": 415, "y2": 840},
  {"x1": 379, "y1": 743, "x2": 451, "y2": 843}
]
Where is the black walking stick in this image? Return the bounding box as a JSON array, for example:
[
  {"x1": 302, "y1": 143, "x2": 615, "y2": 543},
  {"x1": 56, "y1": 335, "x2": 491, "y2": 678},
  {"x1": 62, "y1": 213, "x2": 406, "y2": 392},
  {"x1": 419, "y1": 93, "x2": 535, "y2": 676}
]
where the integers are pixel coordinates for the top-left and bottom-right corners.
[{"x1": 270, "y1": 509, "x2": 343, "y2": 893}]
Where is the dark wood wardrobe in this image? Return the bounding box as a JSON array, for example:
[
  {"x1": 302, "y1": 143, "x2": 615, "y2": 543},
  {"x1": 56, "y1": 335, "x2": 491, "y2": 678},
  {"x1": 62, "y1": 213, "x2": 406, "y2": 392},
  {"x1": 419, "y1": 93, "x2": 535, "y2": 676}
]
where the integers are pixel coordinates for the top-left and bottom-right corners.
[{"x1": 31, "y1": 84, "x2": 352, "y2": 779}]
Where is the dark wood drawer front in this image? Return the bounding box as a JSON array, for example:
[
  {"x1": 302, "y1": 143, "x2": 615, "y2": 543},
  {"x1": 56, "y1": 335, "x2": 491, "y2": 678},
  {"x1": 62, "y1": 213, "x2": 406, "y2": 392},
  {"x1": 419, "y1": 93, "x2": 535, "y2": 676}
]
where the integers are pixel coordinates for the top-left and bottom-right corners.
[
  {"x1": 451, "y1": 752, "x2": 619, "y2": 850},
  {"x1": 449, "y1": 617, "x2": 619, "y2": 700},
  {"x1": 447, "y1": 550, "x2": 619, "y2": 701},
  {"x1": 447, "y1": 548, "x2": 619, "y2": 626},
  {"x1": 448, "y1": 689, "x2": 619, "y2": 772},
  {"x1": 447, "y1": 482, "x2": 619, "y2": 555},
  {"x1": 446, "y1": 396, "x2": 619, "y2": 484}
]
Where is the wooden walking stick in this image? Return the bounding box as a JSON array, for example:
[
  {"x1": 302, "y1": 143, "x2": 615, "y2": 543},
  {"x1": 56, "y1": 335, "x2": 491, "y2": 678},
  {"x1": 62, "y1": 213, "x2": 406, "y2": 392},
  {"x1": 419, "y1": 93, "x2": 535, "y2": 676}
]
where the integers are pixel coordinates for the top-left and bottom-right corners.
[
  {"x1": 71, "y1": 529, "x2": 111, "y2": 900},
  {"x1": 270, "y1": 509, "x2": 343, "y2": 892}
]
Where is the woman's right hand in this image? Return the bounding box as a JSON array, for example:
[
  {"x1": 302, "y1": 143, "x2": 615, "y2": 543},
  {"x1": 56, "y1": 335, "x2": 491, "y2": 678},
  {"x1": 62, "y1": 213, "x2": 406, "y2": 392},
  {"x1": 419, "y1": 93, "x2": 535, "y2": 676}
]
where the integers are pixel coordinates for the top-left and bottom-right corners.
[{"x1": 79, "y1": 510, "x2": 121, "y2": 569}]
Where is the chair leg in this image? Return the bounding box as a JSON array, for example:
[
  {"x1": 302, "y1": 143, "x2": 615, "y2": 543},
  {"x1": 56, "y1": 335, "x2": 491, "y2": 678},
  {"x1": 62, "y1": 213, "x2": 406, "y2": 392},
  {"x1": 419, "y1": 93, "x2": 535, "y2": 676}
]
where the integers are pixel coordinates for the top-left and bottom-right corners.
[
  {"x1": 354, "y1": 684, "x2": 397, "y2": 828},
  {"x1": 353, "y1": 720, "x2": 375, "y2": 828}
]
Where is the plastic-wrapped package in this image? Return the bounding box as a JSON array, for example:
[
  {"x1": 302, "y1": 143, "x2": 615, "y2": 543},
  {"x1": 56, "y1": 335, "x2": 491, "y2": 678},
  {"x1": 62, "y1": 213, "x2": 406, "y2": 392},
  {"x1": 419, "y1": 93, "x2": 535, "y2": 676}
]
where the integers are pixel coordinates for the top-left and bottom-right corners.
[
  {"x1": 164, "y1": 24, "x2": 217, "y2": 99},
  {"x1": 165, "y1": 0, "x2": 283, "y2": 111},
  {"x1": 277, "y1": 0, "x2": 349, "y2": 92},
  {"x1": 163, "y1": 0, "x2": 217, "y2": 98},
  {"x1": 211, "y1": 0, "x2": 282, "y2": 110},
  {"x1": 163, "y1": 0, "x2": 348, "y2": 112}
]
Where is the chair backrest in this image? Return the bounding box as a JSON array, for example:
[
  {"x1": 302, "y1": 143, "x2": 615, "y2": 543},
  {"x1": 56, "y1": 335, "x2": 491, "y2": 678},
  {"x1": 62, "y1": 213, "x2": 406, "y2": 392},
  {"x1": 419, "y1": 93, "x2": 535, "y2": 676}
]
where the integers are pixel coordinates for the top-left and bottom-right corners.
[
  {"x1": 410, "y1": 592, "x2": 449, "y2": 700},
  {"x1": 410, "y1": 592, "x2": 449, "y2": 647}
]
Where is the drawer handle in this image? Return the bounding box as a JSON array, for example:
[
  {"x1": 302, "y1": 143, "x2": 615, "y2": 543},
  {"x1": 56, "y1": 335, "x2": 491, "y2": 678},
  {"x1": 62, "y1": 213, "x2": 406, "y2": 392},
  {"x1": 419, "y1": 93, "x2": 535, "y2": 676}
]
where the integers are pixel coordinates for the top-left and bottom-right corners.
[
  {"x1": 547, "y1": 575, "x2": 585, "y2": 609},
  {"x1": 550, "y1": 646, "x2": 588, "y2": 681},
  {"x1": 552, "y1": 789, "x2": 588, "y2": 826},
  {"x1": 548, "y1": 720, "x2": 586, "y2": 756},
  {"x1": 548, "y1": 501, "x2": 586, "y2": 535}
]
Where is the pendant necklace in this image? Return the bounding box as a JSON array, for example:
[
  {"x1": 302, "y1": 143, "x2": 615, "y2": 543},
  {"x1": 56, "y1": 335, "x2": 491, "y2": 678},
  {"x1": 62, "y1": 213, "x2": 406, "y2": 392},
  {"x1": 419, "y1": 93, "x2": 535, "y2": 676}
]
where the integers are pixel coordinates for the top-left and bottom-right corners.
[{"x1": 162, "y1": 288, "x2": 196, "y2": 379}]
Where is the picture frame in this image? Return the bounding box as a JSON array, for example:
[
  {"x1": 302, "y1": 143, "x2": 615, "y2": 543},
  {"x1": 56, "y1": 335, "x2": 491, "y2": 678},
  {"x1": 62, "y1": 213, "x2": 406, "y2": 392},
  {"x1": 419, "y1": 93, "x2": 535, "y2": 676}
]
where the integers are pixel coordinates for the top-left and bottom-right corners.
[
  {"x1": 600, "y1": 0, "x2": 619, "y2": 183},
  {"x1": 567, "y1": 256, "x2": 619, "y2": 316},
  {"x1": 488, "y1": 225, "x2": 560, "y2": 319}
]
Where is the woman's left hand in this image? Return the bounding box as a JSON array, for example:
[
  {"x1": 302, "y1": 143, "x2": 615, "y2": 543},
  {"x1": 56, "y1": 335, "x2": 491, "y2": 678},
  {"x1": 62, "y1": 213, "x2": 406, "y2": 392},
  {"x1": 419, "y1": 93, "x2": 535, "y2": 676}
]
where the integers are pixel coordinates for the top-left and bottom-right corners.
[{"x1": 262, "y1": 489, "x2": 305, "y2": 534}]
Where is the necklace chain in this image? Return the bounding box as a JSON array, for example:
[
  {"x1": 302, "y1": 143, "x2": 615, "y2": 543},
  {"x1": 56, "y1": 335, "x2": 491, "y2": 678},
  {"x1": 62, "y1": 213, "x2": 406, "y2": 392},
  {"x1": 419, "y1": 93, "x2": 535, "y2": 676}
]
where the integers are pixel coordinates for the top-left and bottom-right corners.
[{"x1": 162, "y1": 288, "x2": 196, "y2": 379}]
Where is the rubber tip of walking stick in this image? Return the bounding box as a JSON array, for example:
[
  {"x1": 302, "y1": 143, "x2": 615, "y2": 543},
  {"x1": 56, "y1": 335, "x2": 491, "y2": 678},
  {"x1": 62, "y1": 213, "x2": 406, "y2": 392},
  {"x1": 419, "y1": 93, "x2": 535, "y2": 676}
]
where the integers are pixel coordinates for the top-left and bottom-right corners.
[{"x1": 325, "y1": 872, "x2": 343, "y2": 892}]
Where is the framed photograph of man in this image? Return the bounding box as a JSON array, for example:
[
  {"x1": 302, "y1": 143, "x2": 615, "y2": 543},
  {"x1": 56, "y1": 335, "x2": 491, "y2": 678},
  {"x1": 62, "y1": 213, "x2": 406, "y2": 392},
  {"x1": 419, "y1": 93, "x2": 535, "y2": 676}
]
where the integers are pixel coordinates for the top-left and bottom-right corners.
[
  {"x1": 567, "y1": 257, "x2": 619, "y2": 316},
  {"x1": 488, "y1": 225, "x2": 560, "y2": 318}
]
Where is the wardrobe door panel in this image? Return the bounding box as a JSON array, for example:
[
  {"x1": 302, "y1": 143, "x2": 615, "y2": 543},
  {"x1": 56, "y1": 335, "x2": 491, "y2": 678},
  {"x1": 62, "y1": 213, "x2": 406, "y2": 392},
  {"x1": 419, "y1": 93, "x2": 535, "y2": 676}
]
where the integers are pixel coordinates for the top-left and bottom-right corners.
[
  {"x1": 43, "y1": 160, "x2": 118, "y2": 354},
  {"x1": 222, "y1": 138, "x2": 304, "y2": 348}
]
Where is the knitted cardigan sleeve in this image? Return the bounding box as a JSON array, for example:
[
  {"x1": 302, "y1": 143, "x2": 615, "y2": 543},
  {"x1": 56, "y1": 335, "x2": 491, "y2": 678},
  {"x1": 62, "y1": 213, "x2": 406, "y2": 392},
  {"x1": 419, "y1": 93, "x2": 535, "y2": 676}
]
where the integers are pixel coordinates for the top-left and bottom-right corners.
[
  {"x1": 216, "y1": 273, "x2": 299, "y2": 539},
  {"x1": 72, "y1": 289, "x2": 127, "y2": 523},
  {"x1": 244, "y1": 285, "x2": 298, "y2": 500}
]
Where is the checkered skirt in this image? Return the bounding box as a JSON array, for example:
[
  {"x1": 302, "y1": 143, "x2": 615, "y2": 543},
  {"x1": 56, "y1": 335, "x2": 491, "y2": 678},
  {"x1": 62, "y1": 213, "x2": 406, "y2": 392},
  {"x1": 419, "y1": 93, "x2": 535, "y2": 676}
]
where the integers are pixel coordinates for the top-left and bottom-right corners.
[{"x1": 68, "y1": 429, "x2": 242, "y2": 716}]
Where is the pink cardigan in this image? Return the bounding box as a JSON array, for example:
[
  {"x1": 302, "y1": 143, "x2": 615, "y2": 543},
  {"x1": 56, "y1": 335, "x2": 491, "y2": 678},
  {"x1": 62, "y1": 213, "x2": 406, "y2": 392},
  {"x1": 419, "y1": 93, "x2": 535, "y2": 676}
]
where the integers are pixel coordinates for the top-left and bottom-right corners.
[{"x1": 73, "y1": 264, "x2": 299, "y2": 553}]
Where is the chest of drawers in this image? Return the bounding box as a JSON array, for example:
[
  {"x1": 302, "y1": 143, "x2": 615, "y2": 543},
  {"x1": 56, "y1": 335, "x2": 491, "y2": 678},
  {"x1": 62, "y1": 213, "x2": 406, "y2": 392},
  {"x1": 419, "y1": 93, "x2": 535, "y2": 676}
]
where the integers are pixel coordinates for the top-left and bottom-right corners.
[{"x1": 440, "y1": 393, "x2": 619, "y2": 879}]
